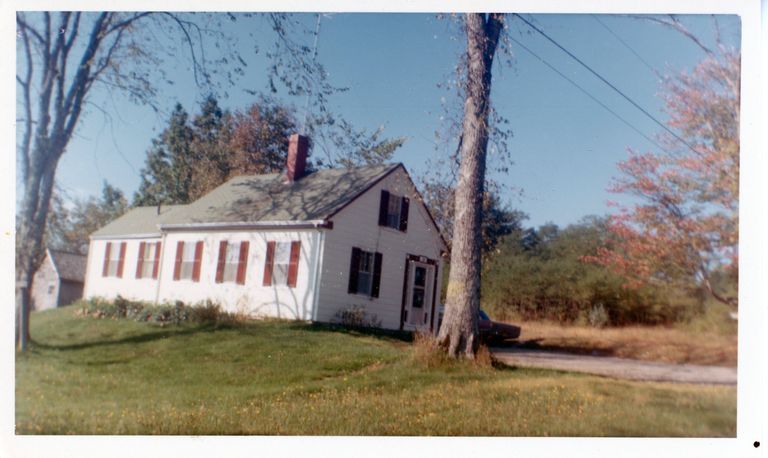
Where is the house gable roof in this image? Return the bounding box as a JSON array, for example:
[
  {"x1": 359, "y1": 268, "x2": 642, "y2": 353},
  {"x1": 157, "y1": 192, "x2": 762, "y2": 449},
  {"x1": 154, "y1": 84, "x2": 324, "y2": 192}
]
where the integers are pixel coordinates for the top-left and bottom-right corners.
[
  {"x1": 90, "y1": 204, "x2": 184, "y2": 238},
  {"x1": 161, "y1": 163, "x2": 400, "y2": 226},
  {"x1": 48, "y1": 249, "x2": 87, "y2": 283}
]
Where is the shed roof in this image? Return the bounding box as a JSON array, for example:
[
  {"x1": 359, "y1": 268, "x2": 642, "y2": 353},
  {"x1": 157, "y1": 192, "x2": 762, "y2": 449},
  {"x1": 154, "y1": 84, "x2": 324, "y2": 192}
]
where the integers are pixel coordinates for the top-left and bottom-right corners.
[{"x1": 48, "y1": 249, "x2": 87, "y2": 283}]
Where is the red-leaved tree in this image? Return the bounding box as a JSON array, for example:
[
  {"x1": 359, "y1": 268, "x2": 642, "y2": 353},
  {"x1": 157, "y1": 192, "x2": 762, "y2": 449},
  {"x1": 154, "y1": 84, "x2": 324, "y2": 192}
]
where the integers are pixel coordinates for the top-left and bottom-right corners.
[{"x1": 586, "y1": 48, "x2": 739, "y2": 309}]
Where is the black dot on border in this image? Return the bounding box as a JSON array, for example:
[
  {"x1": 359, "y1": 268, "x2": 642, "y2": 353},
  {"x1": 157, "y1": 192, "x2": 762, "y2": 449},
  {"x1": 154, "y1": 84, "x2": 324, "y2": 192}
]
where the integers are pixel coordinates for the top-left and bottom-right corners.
[{"x1": 754, "y1": 441, "x2": 760, "y2": 448}]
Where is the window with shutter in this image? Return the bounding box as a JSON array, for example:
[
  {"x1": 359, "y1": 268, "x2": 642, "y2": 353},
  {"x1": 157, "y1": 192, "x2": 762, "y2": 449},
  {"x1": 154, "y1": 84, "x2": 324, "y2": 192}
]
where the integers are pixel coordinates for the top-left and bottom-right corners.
[
  {"x1": 379, "y1": 190, "x2": 409, "y2": 232},
  {"x1": 217, "y1": 241, "x2": 248, "y2": 284},
  {"x1": 174, "y1": 241, "x2": 203, "y2": 281},
  {"x1": 264, "y1": 241, "x2": 299, "y2": 287}
]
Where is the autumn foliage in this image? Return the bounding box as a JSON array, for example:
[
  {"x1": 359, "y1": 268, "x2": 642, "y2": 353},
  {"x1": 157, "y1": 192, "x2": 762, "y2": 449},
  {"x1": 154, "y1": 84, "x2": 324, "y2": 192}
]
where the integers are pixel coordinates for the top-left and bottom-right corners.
[{"x1": 585, "y1": 49, "x2": 739, "y2": 309}]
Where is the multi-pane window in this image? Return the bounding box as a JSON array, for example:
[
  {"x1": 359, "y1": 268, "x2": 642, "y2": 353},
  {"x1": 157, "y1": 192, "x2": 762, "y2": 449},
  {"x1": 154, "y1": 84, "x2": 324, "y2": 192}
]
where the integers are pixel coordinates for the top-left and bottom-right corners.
[
  {"x1": 347, "y1": 247, "x2": 382, "y2": 298},
  {"x1": 356, "y1": 251, "x2": 375, "y2": 296},
  {"x1": 173, "y1": 241, "x2": 203, "y2": 282},
  {"x1": 216, "y1": 241, "x2": 249, "y2": 284},
  {"x1": 137, "y1": 242, "x2": 160, "y2": 279},
  {"x1": 102, "y1": 242, "x2": 125, "y2": 277},
  {"x1": 272, "y1": 242, "x2": 291, "y2": 285},
  {"x1": 378, "y1": 190, "x2": 409, "y2": 232},
  {"x1": 386, "y1": 193, "x2": 401, "y2": 229},
  {"x1": 263, "y1": 241, "x2": 300, "y2": 288},
  {"x1": 180, "y1": 242, "x2": 197, "y2": 280},
  {"x1": 222, "y1": 242, "x2": 240, "y2": 283},
  {"x1": 105, "y1": 246, "x2": 120, "y2": 277}
]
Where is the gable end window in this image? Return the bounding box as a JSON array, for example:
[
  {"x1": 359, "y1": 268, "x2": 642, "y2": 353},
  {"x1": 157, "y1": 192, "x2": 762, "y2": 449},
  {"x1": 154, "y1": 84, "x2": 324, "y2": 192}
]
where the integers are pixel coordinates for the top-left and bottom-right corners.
[
  {"x1": 378, "y1": 190, "x2": 409, "y2": 232},
  {"x1": 263, "y1": 241, "x2": 301, "y2": 287},
  {"x1": 173, "y1": 241, "x2": 203, "y2": 282},
  {"x1": 102, "y1": 241, "x2": 126, "y2": 278},
  {"x1": 216, "y1": 241, "x2": 250, "y2": 285},
  {"x1": 347, "y1": 247, "x2": 382, "y2": 298}
]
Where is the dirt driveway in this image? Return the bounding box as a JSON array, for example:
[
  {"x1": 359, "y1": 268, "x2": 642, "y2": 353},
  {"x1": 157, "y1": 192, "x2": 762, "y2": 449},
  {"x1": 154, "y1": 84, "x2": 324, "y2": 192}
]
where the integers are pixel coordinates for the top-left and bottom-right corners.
[{"x1": 491, "y1": 347, "x2": 736, "y2": 385}]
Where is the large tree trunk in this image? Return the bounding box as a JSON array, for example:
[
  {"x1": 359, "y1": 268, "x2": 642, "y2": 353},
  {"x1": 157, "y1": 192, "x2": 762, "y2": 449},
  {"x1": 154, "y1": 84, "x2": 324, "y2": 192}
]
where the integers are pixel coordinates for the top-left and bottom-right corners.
[
  {"x1": 16, "y1": 144, "x2": 63, "y2": 351},
  {"x1": 437, "y1": 13, "x2": 503, "y2": 358}
]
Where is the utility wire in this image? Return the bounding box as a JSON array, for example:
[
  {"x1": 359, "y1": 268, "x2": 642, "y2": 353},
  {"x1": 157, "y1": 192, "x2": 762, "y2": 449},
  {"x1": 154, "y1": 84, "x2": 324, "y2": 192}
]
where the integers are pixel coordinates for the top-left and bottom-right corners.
[
  {"x1": 508, "y1": 35, "x2": 669, "y2": 154},
  {"x1": 590, "y1": 14, "x2": 661, "y2": 78},
  {"x1": 513, "y1": 13, "x2": 699, "y2": 155}
]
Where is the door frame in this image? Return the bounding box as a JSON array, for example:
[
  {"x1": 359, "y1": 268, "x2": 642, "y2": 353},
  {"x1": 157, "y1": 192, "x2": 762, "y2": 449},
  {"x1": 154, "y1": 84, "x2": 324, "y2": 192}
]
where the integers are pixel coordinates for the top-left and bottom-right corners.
[{"x1": 399, "y1": 254, "x2": 439, "y2": 331}]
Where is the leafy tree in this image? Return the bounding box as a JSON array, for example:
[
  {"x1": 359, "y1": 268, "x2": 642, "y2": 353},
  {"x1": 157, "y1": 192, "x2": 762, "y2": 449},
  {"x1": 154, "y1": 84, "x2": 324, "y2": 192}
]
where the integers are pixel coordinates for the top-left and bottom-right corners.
[
  {"x1": 585, "y1": 48, "x2": 739, "y2": 309},
  {"x1": 483, "y1": 217, "x2": 695, "y2": 326},
  {"x1": 228, "y1": 96, "x2": 298, "y2": 175},
  {"x1": 437, "y1": 13, "x2": 505, "y2": 358},
  {"x1": 46, "y1": 183, "x2": 128, "y2": 255},
  {"x1": 134, "y1": 104, "x2": 195, "y2": 206}
]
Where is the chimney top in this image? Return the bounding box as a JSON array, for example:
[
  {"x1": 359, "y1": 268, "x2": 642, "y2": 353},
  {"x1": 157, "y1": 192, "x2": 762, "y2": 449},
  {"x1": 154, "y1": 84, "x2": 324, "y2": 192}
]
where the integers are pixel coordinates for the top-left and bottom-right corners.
[{"x1": 286, "y1": 133, "x2": 309, "y2": 183}]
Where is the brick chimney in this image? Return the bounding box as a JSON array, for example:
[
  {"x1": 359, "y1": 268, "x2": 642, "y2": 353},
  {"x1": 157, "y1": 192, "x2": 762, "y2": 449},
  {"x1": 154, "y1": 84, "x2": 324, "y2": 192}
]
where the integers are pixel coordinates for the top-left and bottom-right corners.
[{"x1": 285, "y1": 133, "x2": 309, "y2": 182}]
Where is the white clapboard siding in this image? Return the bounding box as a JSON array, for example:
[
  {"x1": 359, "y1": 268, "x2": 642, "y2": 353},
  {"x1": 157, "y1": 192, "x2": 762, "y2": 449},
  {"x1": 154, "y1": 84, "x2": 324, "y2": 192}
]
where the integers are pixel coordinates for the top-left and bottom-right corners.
[
  {"x1": 315, "y1": 167, "x2": 445, "y2": 330},
  {"x1": 156, "y1": 229, "x2": 322, "y2": 320},
  {"x1": 84, "y1": 238, "x2": 164, "y2": 303}
]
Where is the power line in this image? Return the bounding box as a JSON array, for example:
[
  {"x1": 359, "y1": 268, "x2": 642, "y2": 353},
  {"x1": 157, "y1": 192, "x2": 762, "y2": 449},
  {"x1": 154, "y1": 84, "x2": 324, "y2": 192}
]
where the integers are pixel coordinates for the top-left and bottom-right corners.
[
  {"x1": 512, "y1": 13, "x2": 699, "y2": 155},
  {"x1": 590, "y1": 15, "x2": 661, "y2": 78},
  {"x1": 508, "y1": 35, "x2": 669, "y2": 154}
]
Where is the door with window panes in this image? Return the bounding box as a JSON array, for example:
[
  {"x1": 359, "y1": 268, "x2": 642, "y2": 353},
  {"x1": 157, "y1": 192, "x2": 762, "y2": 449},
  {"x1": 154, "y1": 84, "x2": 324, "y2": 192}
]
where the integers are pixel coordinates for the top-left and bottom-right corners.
[{"x1": 403, "y1": 259, "x2": 436, "y2": 330}]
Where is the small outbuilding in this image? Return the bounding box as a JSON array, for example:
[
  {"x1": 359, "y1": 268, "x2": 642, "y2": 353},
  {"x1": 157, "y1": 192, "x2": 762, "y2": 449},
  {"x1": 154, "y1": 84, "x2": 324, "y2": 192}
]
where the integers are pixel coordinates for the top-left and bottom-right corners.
[{"x1": 31, "y1": 248, "x2": 88, "y2": 311}]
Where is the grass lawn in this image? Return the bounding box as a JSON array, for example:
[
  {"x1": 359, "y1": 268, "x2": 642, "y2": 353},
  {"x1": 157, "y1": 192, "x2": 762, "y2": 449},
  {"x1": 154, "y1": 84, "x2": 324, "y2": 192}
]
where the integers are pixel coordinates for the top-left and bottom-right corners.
[{"x1": 16, "y1": 307, "x2": 736, "y2": 436}]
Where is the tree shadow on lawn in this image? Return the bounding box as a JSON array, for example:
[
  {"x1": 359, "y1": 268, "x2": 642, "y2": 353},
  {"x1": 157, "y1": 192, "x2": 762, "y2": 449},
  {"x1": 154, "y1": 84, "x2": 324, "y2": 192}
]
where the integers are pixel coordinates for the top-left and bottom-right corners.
[
  {"x1": 28, "y1": 322, "x2": 236, "y2": 353},
  {"x1": 293, "y1": 321, "x2": 414, "y2": 343}
]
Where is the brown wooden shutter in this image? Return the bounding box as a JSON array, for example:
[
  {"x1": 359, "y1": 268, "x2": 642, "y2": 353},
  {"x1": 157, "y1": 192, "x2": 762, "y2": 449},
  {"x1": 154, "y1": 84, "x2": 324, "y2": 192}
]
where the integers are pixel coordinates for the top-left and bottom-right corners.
[
  {"x1": 378, "y1": 190, "x2": 390, "y2": 226},
  {"x1": 215, "y1": 240, "x2": 228, "y2": 284},
  {"x1": 399, "y1": 197, "x2": 409, "y2": 232},
  {"x1": 236, "y1": 241, "x2": 249, "y2": 285},
  {"x1": 136, "y1": 242, "x2": 146, "y2": 279},
  {"x1": 116, "y1": 242, "x2": 127, "y2": 278},
  {"x1": 371, "y1": 252, "x2": 383, "y2": 298},
  {"x1": 348, "y1": 247, "x2": 361, "y2": 294},
  {"x1": 152, "y1": 242, "x2": 162, "y2": 279},
  {"x1": 102, "y1": 242, "x2": 112, "y2": 277},
  {"x1": 287, "y1": 241, "x2": 301, "y2": 287},
  {"x1": 173, "y1": 241, "x2": 183, "y2": 280},
  {"x1": 263, "y1": 241, "x2": 275, "y2": 286},
  {"x1": 192, "y1": 241, "x2": 204, "y2": 282}
]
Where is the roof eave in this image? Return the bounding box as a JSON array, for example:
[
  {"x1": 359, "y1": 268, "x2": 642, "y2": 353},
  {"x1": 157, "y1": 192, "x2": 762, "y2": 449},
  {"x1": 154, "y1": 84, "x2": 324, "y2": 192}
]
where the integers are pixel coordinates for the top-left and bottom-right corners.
[{"x1": 159, "y1": 220, "x2": 332, "y2": 232}]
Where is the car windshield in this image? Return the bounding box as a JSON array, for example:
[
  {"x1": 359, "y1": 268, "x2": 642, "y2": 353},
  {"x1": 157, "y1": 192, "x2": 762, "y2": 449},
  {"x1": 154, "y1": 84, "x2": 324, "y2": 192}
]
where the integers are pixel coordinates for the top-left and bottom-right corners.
[{"x1": 479, "y1": 309, "x2": 490, "y2": 320}]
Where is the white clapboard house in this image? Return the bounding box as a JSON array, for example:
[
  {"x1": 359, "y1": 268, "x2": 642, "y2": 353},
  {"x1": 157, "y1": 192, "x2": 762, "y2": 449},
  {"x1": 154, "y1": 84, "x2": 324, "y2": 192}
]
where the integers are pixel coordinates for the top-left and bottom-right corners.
[{"x1": 84, "y1": 134, "x2": 447, "y2": 332}]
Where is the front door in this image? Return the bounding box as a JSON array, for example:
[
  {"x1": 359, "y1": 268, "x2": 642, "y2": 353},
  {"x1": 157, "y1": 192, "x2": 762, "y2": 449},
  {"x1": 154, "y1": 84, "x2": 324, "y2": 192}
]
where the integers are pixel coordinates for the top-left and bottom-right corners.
[{"x1": 402, "y1": 259, "x2": 436, "y2": 330}]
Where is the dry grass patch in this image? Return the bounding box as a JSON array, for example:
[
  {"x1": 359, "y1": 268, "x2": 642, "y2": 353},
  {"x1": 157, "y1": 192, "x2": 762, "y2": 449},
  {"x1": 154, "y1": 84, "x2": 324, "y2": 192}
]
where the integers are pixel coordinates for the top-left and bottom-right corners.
[{"x1": 515, "y1": 320, "x2": 737, "y2": 366}]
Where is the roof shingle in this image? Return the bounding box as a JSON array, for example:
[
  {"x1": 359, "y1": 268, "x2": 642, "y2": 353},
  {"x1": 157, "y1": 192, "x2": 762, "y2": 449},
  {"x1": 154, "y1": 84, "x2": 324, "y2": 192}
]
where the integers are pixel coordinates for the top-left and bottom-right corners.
[{"x1": 90, "y1": 164, "x2": 399, "y2": 237}]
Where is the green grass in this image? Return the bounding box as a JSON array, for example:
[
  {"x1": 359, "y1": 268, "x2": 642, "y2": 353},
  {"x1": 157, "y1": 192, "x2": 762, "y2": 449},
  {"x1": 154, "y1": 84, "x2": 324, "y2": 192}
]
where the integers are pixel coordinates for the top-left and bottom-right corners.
[{"x1": 16, "y1": 307, "x2": 736, "y2": 436}]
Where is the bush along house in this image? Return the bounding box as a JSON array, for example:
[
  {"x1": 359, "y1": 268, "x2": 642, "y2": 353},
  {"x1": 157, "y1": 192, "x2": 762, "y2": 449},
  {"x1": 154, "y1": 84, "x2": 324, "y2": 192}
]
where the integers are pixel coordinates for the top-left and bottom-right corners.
[{"x1": 83, "y1": 134, "x2": 447, "y2": 332}]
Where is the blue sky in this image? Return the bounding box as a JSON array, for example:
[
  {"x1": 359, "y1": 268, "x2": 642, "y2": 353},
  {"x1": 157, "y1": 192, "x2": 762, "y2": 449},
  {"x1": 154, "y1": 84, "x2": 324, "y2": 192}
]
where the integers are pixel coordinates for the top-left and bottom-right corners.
[{"x1": 46, "y1": 13, "x2": 740, "y2": 228}]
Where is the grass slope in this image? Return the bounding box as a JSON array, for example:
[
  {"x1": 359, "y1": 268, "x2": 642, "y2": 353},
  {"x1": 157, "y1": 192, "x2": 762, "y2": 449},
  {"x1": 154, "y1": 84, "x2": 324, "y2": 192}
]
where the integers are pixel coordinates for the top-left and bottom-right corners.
[{"x1": 16, "y1": 307, "x2": 736, "y2": 436}]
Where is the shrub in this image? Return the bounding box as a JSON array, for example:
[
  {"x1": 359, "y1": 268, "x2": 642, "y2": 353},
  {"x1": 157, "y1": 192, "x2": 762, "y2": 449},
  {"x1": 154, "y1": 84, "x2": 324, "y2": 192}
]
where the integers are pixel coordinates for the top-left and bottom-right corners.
[
  {"x1": 77, "y1": 297, "x2": 238, "y2": 326},
  {"x1": 333, "y1": 305, "x2": 382, "y2": 330},
  {"x1": 189, "y1": 300, "x2": 225, "y2": 324}
]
